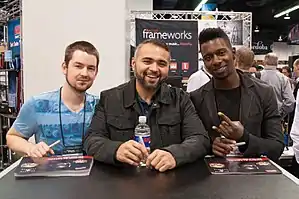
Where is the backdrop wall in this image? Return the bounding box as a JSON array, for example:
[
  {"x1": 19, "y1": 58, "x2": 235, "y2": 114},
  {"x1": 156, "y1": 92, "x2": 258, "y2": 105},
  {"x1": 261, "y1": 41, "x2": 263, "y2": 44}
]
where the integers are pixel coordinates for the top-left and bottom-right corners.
[{"x1": 22, "y1": 0, "x2": 151, "y2": 101}]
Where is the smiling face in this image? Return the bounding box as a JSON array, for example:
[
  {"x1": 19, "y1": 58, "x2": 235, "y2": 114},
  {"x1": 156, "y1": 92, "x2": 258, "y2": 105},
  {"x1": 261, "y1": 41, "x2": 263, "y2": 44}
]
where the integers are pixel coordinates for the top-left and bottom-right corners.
[
  {"x1": 201, "y1": 38, "x2": 235, "y2": 80},
  {"x1": 132, "y1": 43, "x2": 170, "y2": 90},
  {"x1": 62, "y1": 50, "x2": 98, "y2": 93}
]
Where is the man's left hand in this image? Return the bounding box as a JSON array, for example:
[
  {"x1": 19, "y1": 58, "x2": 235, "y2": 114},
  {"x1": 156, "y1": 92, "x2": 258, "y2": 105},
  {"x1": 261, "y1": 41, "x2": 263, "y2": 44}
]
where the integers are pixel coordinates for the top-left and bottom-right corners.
[
  {"x1": 146, "y1": 149, "x2": 176, "y2": 172},
  {"x1": 212, "y1": 112, "x2": 244, "y2": 141}
]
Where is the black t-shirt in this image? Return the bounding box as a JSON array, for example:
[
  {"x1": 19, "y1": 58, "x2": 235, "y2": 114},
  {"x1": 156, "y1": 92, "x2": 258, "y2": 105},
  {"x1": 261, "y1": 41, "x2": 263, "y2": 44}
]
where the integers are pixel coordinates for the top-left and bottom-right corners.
[{"x1": 214, "y1": 87, "x2": 241, "y2": 121}]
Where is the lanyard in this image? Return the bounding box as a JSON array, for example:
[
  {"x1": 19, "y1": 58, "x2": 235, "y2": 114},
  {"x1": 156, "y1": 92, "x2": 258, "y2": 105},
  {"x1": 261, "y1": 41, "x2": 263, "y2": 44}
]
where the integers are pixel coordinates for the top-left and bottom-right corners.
[{"x1": 59, "y1": 87, "x2": 86, "y2": 148}]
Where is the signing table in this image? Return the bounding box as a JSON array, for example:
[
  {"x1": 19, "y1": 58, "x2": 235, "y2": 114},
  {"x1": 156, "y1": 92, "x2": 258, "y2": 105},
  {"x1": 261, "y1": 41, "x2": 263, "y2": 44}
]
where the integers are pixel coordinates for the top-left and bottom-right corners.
[{"x1": 1, "y1": 158, "x2": 299, "y2": 199}]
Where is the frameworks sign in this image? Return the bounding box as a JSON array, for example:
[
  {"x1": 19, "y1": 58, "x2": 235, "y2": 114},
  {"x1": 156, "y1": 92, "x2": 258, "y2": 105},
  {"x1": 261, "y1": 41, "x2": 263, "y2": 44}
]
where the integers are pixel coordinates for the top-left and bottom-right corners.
[{"x1": 135, "y1": 18, "x2": 198, "y2": 78}]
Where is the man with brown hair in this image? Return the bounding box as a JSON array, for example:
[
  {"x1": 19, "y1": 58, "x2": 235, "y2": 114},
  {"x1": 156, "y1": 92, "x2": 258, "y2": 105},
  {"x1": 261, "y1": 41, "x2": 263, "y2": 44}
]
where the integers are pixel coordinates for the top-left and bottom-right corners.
[
  {"x1": 84, "y1": 39, "x2": 210, "y2": 172},
  {"x1": 235, "y1": 46, "x2": 255, "y2": 72},
  {"x1": 6, "y1": 41, "x2": 99, "y2": 157}
]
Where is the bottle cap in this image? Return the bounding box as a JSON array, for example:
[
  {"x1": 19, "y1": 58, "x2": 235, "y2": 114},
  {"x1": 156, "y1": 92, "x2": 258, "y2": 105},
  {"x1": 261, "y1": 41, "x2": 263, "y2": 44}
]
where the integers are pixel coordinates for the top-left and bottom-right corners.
[{"x1": 139, "y1": 116, "x2": 147, "y2": 123}]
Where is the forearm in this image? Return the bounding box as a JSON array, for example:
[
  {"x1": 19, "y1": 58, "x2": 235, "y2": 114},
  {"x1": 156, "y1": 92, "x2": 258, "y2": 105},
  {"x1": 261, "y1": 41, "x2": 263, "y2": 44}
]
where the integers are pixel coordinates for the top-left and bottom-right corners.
[
  {"x1": 242, "y1": 133, "x2": 284, "y2": 161},
  {"x1": 6, "y1": 134, "x2": 33, "y2": 156},
  {"x1": 84, "y1": 133, "x2": 123, "y2": 165},
  {"x1": 163, "y1": 135, "x2": 210, "y2": 166},
  {"x1": 280, "y1": 102, "x2": 294, "y2": 118}
]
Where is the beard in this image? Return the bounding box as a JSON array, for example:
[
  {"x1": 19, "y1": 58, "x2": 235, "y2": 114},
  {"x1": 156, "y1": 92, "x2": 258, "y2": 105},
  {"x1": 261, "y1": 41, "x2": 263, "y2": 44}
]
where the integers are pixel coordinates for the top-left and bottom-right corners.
[
  {"x1": 65, "y1": 72, "x2": 92, "y2": 93},
  {"x1": 135, "y1": 70, "x2": 164, "y2": 91}
]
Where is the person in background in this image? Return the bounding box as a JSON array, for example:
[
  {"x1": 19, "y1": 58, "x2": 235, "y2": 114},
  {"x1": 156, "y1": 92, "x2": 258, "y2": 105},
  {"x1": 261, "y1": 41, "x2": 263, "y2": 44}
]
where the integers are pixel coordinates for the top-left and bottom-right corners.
[
  {"x1": 84, "y1": 39, "x2": 210, "y2": 172},
  {"x1": 186, "y1": 61, "x2": 211, "y2": 92},
  {"x1": 248, "y1": 66, "x2": 257, "y2": 73},
  {"x1": 256, "y1": 64, "x2": 264, "y2": 71},
  {"x1": 260, "y1": 53, "x2": 295, "y2": 120},
  {"x1": 282, "y1": 66, "x2": 295, "y2": 91},
  {"x1": 292, "y1": 59, "x2": 299, "y2": 97},
  {"x1": 6, "y1": 41, "x2": 99, "y2": 157},
  {"x1": 190, "y1": 28, "x2": 284, "y2": 161},
  {"x1": 282, "y1": 66, "x2": 292, "y2": 78},
  {"x1": 249, "y1": 60, "x2": 258, "y2": 73},
  {"x1": 235, "y1": 46, "x2": 257, "y2": 76},
  {"x1": 290, "y1": 92, "x2": 299, "y2": 178},
  {"x1": 290, "y1": 58, "x2": 299, "y2": 178}
]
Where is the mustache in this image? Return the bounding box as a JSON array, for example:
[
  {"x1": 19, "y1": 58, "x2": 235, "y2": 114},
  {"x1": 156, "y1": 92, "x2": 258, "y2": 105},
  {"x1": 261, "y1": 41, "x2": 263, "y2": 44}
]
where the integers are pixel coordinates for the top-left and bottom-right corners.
[
  {"x1": 145, "y1": 71, "x2": 160, "y2": 76},
  {"x1": 77, "y1": 76, "x2": 90, "y2": 81}
]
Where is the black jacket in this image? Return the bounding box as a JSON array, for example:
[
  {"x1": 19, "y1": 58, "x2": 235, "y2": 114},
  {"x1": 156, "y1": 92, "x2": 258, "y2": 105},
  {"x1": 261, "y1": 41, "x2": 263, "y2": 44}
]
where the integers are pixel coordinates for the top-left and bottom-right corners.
[
  {"x1": 84, "y1": 79, "x2": 210, "y2": 167},
  {"x1": 190, "y1": 70, "x2": 284, "y2": 161}
]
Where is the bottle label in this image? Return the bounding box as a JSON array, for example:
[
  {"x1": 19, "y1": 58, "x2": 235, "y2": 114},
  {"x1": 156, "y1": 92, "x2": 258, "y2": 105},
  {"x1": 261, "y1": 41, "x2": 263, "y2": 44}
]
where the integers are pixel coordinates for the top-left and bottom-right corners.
[{"x1": 134, "y1": 135, "x2": 150, "y2": 149}]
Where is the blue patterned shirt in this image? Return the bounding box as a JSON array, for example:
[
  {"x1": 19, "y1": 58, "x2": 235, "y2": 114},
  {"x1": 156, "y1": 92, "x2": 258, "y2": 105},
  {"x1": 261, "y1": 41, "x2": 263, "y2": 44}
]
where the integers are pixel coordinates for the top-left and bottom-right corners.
[{"x1": 12, "y1": 89, "x2": 98, "y2": 154}]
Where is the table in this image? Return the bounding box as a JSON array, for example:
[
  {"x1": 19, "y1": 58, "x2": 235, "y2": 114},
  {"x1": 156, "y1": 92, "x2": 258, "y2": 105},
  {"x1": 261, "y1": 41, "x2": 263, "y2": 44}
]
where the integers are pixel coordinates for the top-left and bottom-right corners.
[{"x1": 1, "y1": 159, "x2": 299, "y2": 199}]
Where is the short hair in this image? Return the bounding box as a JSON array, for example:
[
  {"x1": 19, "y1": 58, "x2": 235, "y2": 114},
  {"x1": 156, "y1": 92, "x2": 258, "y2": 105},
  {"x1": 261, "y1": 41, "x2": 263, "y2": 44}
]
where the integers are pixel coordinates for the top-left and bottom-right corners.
[
  {"x1": 64, "y1": 41, "x2": 99, "y2": 67},
  {"x1": 264, "y1": 53, "x2": 278, "y2": 66},
  {"x1": 134, "y1": 39, "x2": 170, "y2": 58},
  {"x1": 236, "y1": 46, "x2": 255, "y2": 70},
  {"x1": 282, "y1": 66, "x2": 291, "y2": 74},
  {"x1": 198, "y1": 28, "x2": 232, "y2": 49},
  {"x1": 294, "y1": 58, "x2": 299, "y2": 67}
]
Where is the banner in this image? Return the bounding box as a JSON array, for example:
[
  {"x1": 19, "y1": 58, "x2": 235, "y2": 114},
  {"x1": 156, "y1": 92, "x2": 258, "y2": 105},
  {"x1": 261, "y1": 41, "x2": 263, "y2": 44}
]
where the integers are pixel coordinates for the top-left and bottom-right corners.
[
  {"x1": 7, "y1": 18, "x2": 21, "y2": 109},
  {"x1": 252, "y1": 40, "x2": 273, "y2": 55},
  {"x1": 135, "y1": 18, "x2": 198, "y2": 78},
  {"x1": 217, "y1": 20, "x2": 243, "y2": 46},
  {"x1": 288, "y1": 24, "x2": 299, "y2": 45},
  {"x1": 7, "y1": 18, "x2": 21, "y2": 56}
]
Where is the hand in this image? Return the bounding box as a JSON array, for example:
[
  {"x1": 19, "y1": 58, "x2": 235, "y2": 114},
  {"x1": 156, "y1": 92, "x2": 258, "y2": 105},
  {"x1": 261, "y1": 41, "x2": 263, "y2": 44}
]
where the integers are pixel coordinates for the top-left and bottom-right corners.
[
  {"x1": 212, "y1": 137, "x2": 236, "y2": 157},
  {"x1": 146, "y1": 149, "x2": 176, "y2": 172},
  {"x1": 116, "y1": 140, "x2": 149, "y2": 166},
  {"x1": 26, "y1": 142, "x2": 55, "y2": 158},
  {"x1": 212, "y1": 112, "x2": 244, "y2": 141}
]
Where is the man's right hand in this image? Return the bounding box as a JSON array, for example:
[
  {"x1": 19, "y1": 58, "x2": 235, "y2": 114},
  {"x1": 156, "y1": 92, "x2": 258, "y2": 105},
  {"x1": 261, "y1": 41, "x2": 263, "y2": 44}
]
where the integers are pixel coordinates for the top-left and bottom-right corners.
[
  {"x1": 26, "y1": 142, "x2": 55, "y2": 157},
  {"x1": 116, "y1": 140, "x2": 149, "y2": 166},
  {"x1": 212, "y1": 137, "x2": 236, "y2": 157}
]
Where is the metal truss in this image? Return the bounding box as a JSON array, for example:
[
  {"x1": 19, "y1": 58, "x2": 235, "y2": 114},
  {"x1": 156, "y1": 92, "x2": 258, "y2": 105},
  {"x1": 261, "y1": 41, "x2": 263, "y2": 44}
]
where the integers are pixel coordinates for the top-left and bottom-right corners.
[
  {"x1": 0, "y1": 0, "x2": 21, "y2": 24},
  {"x1": 130, "y1": 10, "x2": 252, "y2": 48}
]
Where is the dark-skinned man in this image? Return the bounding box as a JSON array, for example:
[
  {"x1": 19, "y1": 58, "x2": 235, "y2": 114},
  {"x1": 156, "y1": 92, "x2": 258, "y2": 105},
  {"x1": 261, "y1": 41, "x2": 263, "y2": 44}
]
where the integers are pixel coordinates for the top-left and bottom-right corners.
[{"x1": 190, "y1": 28, "x2": 284, "y2": 161}]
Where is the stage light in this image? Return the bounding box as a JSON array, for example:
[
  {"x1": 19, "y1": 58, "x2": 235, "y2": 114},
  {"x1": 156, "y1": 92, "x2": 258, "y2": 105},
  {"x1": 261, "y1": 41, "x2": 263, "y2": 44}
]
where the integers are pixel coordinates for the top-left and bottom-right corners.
[
  {"x1": 194, "y1": 0, "x2": 209, "y2": 11},
  {"x1": 274, "y1": 4, "x2": 299, "y2": 18}
]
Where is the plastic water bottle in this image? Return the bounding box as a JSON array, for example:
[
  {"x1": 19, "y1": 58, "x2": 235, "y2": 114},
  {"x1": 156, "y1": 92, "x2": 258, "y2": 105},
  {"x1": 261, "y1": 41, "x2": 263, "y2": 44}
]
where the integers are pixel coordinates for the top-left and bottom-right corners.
[{"x1": 134, "y1": 116, "x2": 151, "y2": 166}]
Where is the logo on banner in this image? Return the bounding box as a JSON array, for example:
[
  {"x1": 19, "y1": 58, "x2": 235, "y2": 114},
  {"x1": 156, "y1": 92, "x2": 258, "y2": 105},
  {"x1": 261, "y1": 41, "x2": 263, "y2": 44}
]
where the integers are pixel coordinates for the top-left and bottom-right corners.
[
  {"x1": 251, "y1": 40, "x2": 272, "y2": 55},
  {"x1": 170, "y1": 62, "x2": 177, "y2": 70},
  {"x1": 142, "y1": 29, "x2": 193, "y2": 40},
  {"x1": 182, "y1": 62, "x2": 189, "y2": 70},
  {"x1": 252, "y1": 41, "x2": 268, "y2": 51},
  {"x1": 14, "y1": 25, "x2": 20, "y2": 39}
]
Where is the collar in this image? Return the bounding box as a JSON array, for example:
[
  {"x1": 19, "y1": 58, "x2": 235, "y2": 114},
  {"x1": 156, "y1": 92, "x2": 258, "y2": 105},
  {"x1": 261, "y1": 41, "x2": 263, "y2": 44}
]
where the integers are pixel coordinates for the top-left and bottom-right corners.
[
  {"x1": 264, "y1": 65, "x2": 277, "y2": 70},
  {"x1": 203, "y1": 69, "x2": 254, "y2": 91},
  {"x1": 123, "y1": 78, "x2": 172, "y2": 108}
]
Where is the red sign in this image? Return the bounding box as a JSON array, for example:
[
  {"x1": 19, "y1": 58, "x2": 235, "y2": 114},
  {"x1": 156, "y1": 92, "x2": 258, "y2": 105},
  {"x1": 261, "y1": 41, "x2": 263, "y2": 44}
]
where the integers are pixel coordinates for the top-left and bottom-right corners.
[{"x1": 182, "y1": 62, "x2": 189, "y2": 70}]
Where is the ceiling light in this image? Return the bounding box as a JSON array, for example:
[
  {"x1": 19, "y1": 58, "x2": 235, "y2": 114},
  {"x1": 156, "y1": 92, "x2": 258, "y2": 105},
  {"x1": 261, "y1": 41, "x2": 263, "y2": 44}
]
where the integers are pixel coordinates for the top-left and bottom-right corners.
[
  {"x1": 194, "y1": 0, "x2": 209, "y2": 11},
  {"x1": 284, "y1": 13, "x2": 290, "y2": 19},
  {"x1": 278, "y1": 36, "x2": 283, "y2": 41},
  {"x1": 254, "y1": 26, "x2": 259, "y2": 33},
  {"x1": 274, "y1": 5, "x2": 299, "y2": 18}
]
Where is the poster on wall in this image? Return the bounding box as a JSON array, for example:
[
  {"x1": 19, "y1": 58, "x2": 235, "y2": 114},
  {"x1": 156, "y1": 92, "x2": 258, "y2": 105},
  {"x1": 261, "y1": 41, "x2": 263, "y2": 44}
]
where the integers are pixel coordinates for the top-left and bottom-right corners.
[
  {"x1": 7, "y1": 18, "x2": 21, "y2": 110},
  {"x1": 8, "y1": 18, "x2": 21, "y2": 57},
  {"x1": 288, "y1": 24, "x2": 299, "y2": 45},
  {"x1": 135, "y1": 18, "x2": 198, "y2": 78},
  {"x1": 217, "y1": 20, "x2": 243, "y2": 46}
]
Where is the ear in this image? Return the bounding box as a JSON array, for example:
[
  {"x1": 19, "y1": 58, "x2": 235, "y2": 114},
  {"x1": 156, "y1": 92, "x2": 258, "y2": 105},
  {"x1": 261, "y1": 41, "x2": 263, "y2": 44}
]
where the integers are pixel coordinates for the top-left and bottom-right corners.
[
  {"x1": 61, "y1": 62, "x2": 67, "y2": 75},
  {"x1": 131, "y1": 57, "x2": 136, "y2": 72}
]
